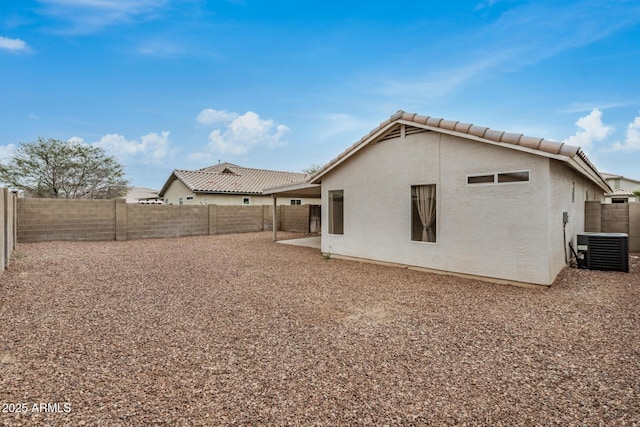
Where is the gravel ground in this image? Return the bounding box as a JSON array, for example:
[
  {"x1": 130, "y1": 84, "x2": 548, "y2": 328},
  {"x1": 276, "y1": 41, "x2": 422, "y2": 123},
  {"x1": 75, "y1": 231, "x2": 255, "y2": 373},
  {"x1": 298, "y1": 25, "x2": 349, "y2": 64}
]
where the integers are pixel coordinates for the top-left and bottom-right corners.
[{"x1": 1, "y1": 231, "x2": 639, "y2": 426}]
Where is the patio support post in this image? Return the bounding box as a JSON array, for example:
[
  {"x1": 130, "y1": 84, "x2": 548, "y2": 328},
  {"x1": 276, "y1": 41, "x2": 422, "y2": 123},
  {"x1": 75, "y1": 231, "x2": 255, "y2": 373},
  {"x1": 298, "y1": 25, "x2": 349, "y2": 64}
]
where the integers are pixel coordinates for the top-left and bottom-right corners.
[{"x1": 272, "y1": 194, "x2": 277, "y2": 241}]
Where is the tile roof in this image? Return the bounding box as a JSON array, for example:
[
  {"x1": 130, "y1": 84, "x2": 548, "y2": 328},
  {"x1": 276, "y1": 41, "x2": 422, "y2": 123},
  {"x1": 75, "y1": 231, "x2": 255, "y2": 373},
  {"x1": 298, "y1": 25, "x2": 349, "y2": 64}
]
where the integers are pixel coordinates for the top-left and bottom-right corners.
[
  {"x1": 601, "y1": 172, "x2": 623, "y2": 180},
  {"x1": 607, "y1": 188, "x2": 636, "y2": 197},
  {"x1": 309, "y1": 110, "x2": 607, "y2": 190},
  {"x1": 159, "y1": 163, "x2": 308, "y2": 196},
  {"x1": 126, "y1": 187, "x2": 160, "y2": 203}
]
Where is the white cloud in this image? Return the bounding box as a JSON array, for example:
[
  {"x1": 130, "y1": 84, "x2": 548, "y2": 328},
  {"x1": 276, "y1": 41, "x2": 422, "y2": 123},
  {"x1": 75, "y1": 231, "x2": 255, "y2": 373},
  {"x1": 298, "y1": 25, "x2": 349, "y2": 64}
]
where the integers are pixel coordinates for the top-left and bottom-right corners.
[
  {"x1": 0, "y1": 144, "x2": 17, "y2": 163},
  {"x1": 0, "y1": 36, "x2": 29, "y2": 52},
  {"x1": 39, "y1": 0, "x2": 167, "y2": 13},
  {"x1": 562, "y1": 109, "x2": 613, "y2": 153},
  {"x1": 369, "y1": 2, "x2": 640, "y2": 100},
  {"x1": 37, "y1": 0, "x2": 168, "y2": 33},
  {"x1": 93, "y1": 131, "x2": 171, "y2": 163},
  {"x1": 193, "y1": 111, "x2": 289, "y2": 157},
  {"x1": 68, "y1": 136, "x2": 84, "y2": 143},
  {"x1": 608, "y1": 116, "x2": 640, "y2": 152},
  {"x1": 196, "y1": 108, "x2": 239, "y2": 125}
]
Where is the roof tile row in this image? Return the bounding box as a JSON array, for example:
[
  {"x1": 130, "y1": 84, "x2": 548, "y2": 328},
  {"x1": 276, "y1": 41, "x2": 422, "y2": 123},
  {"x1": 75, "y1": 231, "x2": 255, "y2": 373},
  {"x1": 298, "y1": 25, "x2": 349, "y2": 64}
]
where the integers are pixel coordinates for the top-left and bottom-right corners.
[
  {"x1": 312, "y1": 110, "x2": 603, "y2": 184},
  {"x1": 167, "y1": 163, "x2": 307, "y2": 195}
]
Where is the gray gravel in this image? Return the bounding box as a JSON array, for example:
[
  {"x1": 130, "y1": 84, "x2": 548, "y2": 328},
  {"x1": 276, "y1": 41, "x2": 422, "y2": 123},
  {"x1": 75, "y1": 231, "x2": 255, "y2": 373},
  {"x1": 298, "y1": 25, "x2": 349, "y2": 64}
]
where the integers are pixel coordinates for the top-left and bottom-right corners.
[{"x1": 1, "y1": 231, "x2": 639, "y2": 426}]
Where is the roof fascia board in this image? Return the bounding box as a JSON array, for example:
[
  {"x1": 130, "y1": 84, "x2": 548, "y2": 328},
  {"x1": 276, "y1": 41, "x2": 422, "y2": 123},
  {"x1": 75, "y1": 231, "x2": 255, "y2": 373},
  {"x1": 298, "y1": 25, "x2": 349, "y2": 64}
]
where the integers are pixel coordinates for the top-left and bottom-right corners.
[
  {"x1": 399, "y1": 119, "x2": 611, "y2": 191},
  {"x1": 311, "y1": 113, "x2": 608, "y2": 192},
  {"x1": 157, "y1": 172, "x2": 178, "y2": 197},
  {"x1": 310, "y1": 121, "x2": 399, "y2": 183},
  {"x1": 193, "y1": 190, "x2": 263, "y2": 195},
  {"x1": 565, "y1": 158, "x2": 612, "y2": 192},
  {"x1": 263, "y1": 182, "x2": 320, "y2": 195},
  {"x1": 396, "y1": 119, "x2": 571, "y2": 161},
  {"x1": 311, "y1": 119, "x2": 570, "y2": 183}
]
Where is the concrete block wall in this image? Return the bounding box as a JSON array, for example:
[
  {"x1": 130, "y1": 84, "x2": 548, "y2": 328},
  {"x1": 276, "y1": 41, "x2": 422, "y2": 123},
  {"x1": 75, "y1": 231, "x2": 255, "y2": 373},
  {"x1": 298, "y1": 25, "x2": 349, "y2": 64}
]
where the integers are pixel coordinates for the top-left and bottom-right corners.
[
  {"x1": 262, "y1": 205, "x2": 275, "y2": 231},
  {"x1": 585, "y1": 201, "x2": 639, "y2": 253},
  {"x1": 601, "y1": 204, "x2": 630, "y2": 234},
  {"x1": 584, "y1": 201, "x2": 602, "y2": 232},
  {"x1": 4, "y1": 189, "x2": 16, "y2": 268},
  {"x1": 16, "y1": 198, "x2": 312, "y2": 242},
  {"x1": 0, "y1": 189, "x2": 5, "y2": 271},
  {"x1": 280, "y1": 205, "x2": 310, "y2": 233},
  {"x1": 213, "y1": 205, "x2": 264, "y2": 235},
  {"x1": 630, "y1": 203, "x2": 640, "y2": 252},
  {"x1": 127, "y1": 204, "x2": 209, "y2": 240},
  {"x1": 17, "y1": 198, "x2": 116, "y2": 242}
]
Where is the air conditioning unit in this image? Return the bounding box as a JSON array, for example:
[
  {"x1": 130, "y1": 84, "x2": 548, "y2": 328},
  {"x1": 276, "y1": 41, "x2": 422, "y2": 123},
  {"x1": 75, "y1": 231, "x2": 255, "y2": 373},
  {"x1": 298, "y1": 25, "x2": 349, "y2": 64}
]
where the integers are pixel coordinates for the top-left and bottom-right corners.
[{"x1": 577, "y1": 233, "x2": 629, "y2": 273}]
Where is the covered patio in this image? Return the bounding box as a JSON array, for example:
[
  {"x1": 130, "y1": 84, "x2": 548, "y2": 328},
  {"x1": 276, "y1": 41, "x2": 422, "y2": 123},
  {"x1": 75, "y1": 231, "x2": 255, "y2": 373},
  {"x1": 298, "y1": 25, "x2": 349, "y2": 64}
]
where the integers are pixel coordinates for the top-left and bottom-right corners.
[{"x1": 263, "y1": 181, "x2": 322, "y2": 242}]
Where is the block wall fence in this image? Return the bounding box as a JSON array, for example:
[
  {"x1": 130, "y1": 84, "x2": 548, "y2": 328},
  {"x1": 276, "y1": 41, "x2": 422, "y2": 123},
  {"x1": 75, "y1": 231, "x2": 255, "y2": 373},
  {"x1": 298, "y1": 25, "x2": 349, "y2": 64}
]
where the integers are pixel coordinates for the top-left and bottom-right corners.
[
  {"x1": 0, "y1": 189, "x2": 18, "y2": 272},
  {"x1": 585, "y1": 201, "x2": 640, "y2": 252},
  {"x1": 17, "y1": 198, "x2": 314, "y2": 243}
]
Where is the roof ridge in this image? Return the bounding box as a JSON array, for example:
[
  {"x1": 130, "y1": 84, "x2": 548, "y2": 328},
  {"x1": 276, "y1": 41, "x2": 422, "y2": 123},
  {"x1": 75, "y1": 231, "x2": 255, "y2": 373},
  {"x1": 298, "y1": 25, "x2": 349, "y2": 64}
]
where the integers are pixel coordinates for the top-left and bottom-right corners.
[{"x1": 309, "y1": 111, "x2": 607, "y2": 191}]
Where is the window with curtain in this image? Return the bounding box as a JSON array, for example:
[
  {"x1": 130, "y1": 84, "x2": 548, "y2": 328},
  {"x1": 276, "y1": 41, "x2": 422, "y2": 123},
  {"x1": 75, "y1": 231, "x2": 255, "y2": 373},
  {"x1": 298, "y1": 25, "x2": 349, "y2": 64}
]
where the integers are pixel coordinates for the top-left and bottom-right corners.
[
  {"x1": 411, "y1": 185, "x2": 436, "y2": 242},
  {"x1": 328, "y1": 190, "x2": 344, "y2": 235}
]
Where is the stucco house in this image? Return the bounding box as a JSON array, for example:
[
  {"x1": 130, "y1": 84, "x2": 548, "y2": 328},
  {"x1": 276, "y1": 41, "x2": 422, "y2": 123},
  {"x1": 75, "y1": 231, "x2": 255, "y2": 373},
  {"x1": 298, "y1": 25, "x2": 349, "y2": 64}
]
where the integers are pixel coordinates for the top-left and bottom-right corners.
[
  {"x1": 601, "y1": 172, "x2": 640, "y2": 203},
  {"x1": 269, "y1": 111, "x2": 611, "y2": 286},
  {"x1": 126, "y1": 187, "x2": 162, "y2": 204},
  {"x1": 159, "y1": 163, "x2": 320, "y2": 206}
]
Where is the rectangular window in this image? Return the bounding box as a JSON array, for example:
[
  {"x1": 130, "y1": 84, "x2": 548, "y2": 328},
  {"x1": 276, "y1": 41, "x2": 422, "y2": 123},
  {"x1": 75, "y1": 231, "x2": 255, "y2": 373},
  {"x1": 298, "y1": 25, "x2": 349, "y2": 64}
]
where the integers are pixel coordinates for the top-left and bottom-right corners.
[
  {"x1": 328, "y1": 190, "x2": 344, "y2": 235},
  {"x1": 290, "y1": 199, "x2": 302, "y2": 205},
  {"x1": 467, "y1": 174, "x2": 495, "y2": 184},
  {"x1": 242, "y1": 197, "x2": 250, "y2": 205},
  {"x1": 186, "y1": 196, "x2": 194, "y2": 201},
  {"x1": 497, "y1": 171, "x2": 529, "y2": 183},
  {"x1": 467, "y1": 170, "x2": 529, "y2": 185},
  {"x1": 411, "y1": 185, "x2": 436, "y2": 242}
]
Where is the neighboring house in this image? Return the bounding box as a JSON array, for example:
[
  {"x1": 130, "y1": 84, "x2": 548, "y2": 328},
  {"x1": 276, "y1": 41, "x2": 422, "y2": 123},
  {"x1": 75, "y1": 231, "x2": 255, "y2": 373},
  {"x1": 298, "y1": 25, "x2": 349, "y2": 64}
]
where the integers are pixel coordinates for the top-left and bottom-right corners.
[
  {"x1": 158, "y1": 163, "x2": 320, "y2": 206},
  {"x1": 126, "y1": 187, "x2": 162, "y2": 204},
  {"x1": 601, "y1": 172, "x2": 640, "y2": 203},
  {"x1": 270, "y1": 111, "x2": 611, "y2": 286}
]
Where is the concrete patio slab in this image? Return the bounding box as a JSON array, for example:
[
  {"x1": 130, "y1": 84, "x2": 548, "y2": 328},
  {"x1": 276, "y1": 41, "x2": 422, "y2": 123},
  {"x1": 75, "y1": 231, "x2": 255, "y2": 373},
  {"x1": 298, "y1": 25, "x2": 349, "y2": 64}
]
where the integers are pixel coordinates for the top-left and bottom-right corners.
[{"x1": 276, "y1": 236, "x2": 321, "y2": 249}]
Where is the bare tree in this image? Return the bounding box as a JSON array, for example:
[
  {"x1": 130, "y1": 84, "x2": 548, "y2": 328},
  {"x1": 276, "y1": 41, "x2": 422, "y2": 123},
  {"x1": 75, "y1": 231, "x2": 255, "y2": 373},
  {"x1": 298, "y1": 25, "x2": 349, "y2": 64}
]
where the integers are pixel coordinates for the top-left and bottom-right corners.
[{"x1": 0, "y1": 138, "x2": 129, "y2": 198}]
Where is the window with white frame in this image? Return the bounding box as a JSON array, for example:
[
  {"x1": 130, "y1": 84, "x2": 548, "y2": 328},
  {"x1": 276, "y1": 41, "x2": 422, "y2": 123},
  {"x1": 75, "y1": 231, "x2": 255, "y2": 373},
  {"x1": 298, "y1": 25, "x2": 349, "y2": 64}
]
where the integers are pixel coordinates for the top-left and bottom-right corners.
[
  {"x1": 328, "y1": 190, "x2": 344, "y2": 235},
  {"x1": 242, "y1": 197, "x2": 250, "y2": 205},
  {"x1": 411, "y1": 185, "x2": 436, "y2": 242},
  {"x1": 290, "y1": 199, "x2": 302, "y2": 205},
  {"x1": 467, "y1": 170, "x2": 529, "y2": 185}
]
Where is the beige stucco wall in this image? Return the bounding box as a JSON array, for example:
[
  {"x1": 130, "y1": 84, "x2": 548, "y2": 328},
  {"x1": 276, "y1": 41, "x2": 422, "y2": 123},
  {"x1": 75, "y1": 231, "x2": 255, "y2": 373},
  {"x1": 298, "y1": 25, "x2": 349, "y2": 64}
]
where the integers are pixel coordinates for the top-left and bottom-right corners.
[
  {"x1": 547, "y1": 161, "x2": 605, "y2": 282},
  {"x1": 607, "y1": 177, "x2": 640, "y2": 191},
  {"x1": 162, "y1": 179, "x2": 320, "y2": 206},
  {"x1": 321, "y1": 130, "x2": 603, "y2": 286},
  {"x1": 604, "y1": 176, "x2": 640, "y2": 203}
]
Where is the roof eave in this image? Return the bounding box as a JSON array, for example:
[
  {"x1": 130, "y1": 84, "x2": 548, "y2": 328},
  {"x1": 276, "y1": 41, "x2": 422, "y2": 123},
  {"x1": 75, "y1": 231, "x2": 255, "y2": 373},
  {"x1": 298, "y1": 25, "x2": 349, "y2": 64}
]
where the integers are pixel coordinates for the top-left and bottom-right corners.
[
  {"x1": 192, "y1": 189, "x2": 264, "y2": 195},
  {"x1": 311, "y1": 118, "x2": 577, "y2": 183},
  {"x1": 565, "y1": 156, "x2": 612, "y2": 193},
  {"x1": 309, "y1": 120, "x2": 399, "y2": 184},
  {"x1": 263, "y1": 182, "x2": 321, "y2": 198},
  {"x1": 157, "y1": 171, "x2": 178, "y2": 197}
]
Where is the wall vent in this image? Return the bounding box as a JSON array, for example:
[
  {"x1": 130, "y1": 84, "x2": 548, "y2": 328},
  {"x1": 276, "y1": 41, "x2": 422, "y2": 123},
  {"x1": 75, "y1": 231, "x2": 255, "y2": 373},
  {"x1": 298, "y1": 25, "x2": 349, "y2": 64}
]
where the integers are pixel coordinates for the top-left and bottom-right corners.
[{"x1": 577, "y1": 233, "x2": 629, "y2": 272}]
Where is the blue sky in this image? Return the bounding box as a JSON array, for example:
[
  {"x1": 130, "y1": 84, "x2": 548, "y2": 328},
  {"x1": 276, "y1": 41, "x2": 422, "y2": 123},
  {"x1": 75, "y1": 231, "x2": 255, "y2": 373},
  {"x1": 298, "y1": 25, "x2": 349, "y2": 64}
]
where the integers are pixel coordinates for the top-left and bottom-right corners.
[{"x1": 1, "y1": 0, "x2": 639, "y2": 189}]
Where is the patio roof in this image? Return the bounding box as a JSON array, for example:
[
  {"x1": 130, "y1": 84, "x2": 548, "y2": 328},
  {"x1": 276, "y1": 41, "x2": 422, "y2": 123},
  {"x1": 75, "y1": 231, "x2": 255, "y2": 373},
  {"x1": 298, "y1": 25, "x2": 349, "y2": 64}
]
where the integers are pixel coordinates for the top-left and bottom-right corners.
[{"x1": 263, "y1": 181, "x2": 321, "y2": 198}]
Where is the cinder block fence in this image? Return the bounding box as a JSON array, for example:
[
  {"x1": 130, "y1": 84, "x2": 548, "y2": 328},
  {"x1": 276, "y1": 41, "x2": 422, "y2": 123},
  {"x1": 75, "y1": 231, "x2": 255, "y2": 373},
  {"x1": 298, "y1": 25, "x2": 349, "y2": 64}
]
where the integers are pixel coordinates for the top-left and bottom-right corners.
[
  {"x1": 585, "y1": 201, "x2": 640, "y2": 252},
  {"x1": 17, "y1": 198, "x2": 314, "y2": 243},
  {"x1": 0, "y1": 188, "x2": 18, "y2": 271}
]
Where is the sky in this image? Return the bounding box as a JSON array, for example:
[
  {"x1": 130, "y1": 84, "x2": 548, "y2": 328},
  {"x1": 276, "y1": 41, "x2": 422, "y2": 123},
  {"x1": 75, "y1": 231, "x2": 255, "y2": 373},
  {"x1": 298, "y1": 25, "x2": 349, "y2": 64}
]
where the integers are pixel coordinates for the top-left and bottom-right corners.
[{"x1": 1, "y1": 0, "x2": 639, "y2": 190}]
